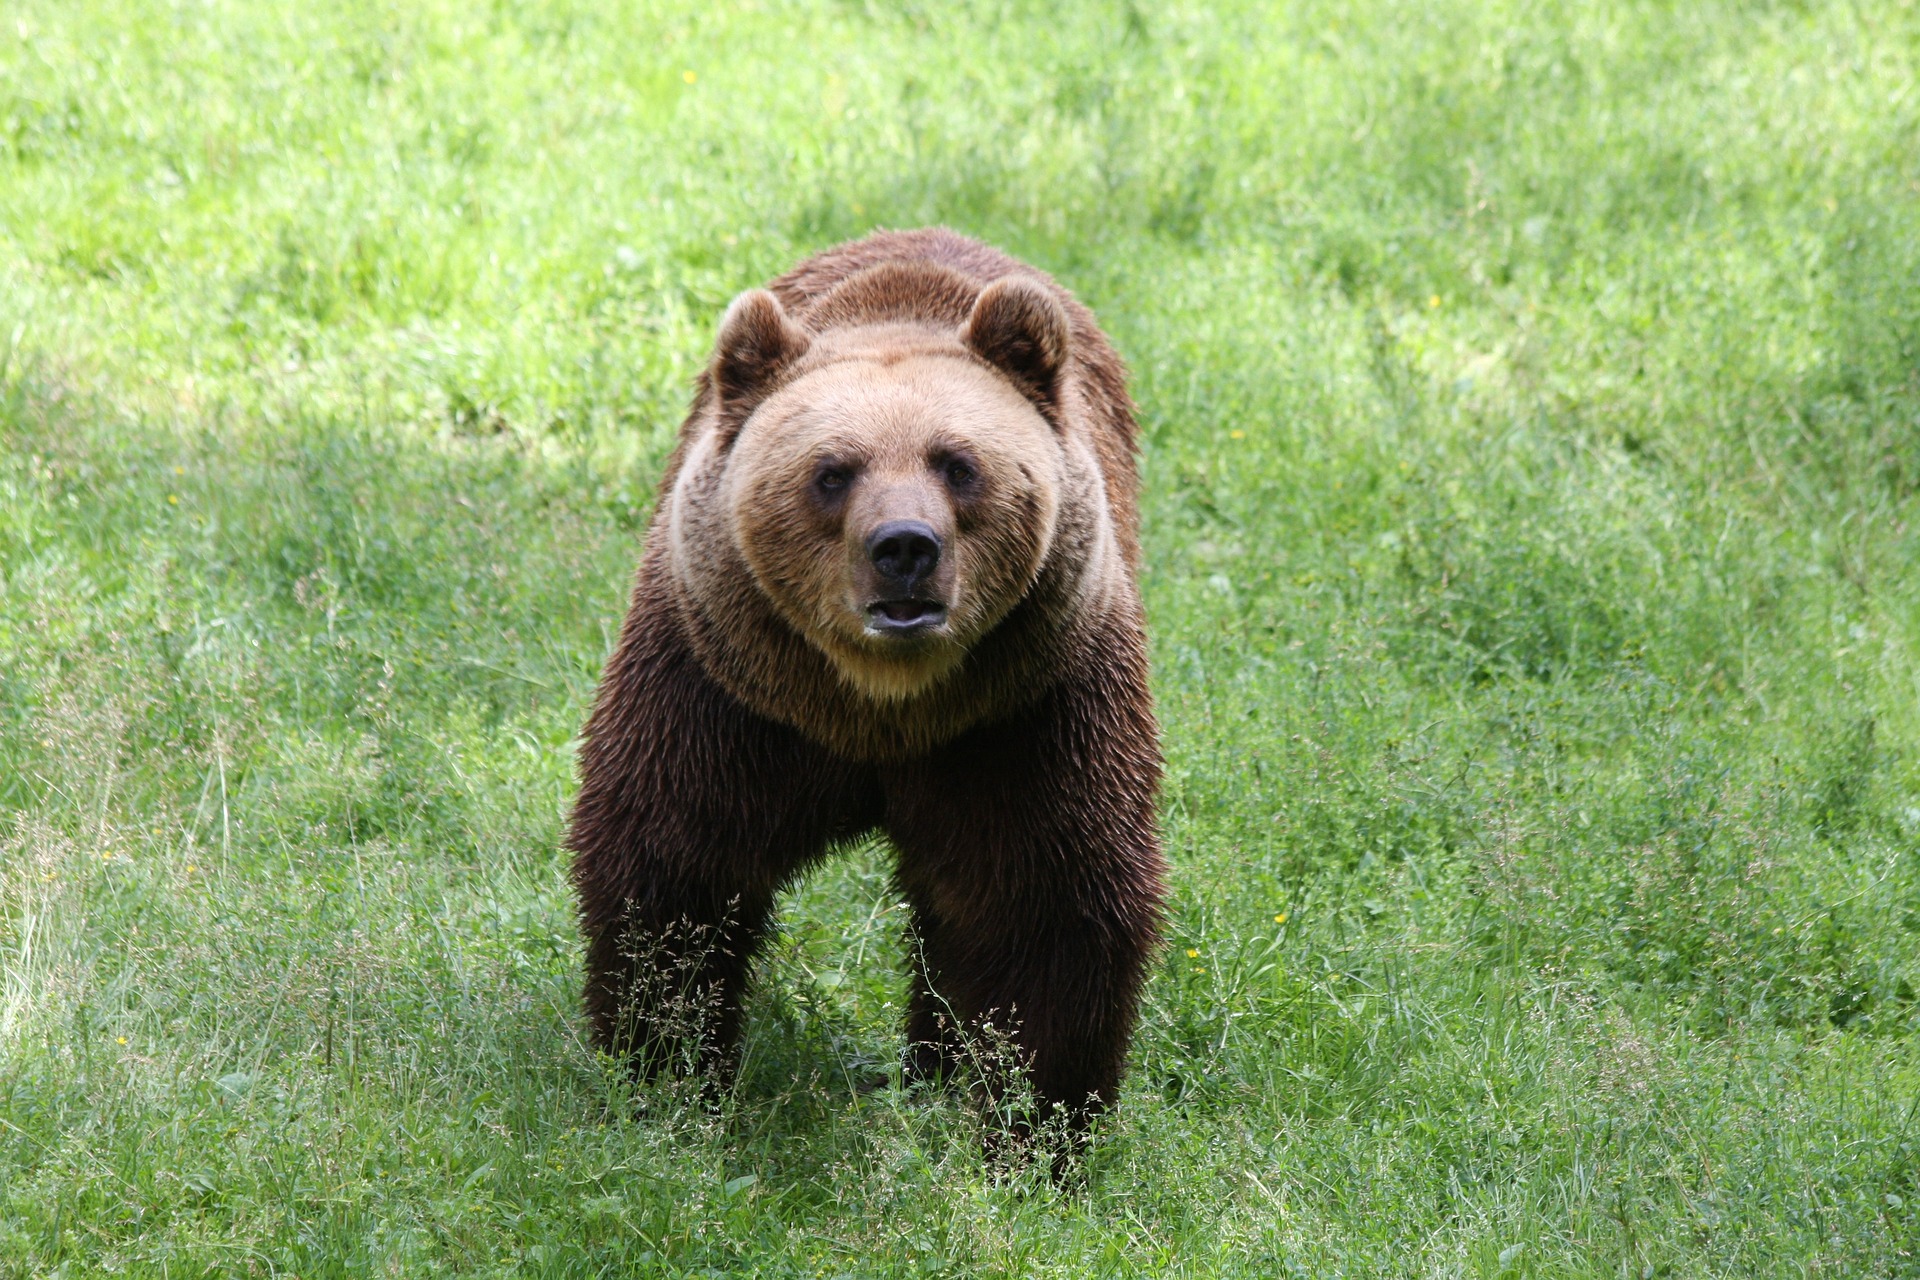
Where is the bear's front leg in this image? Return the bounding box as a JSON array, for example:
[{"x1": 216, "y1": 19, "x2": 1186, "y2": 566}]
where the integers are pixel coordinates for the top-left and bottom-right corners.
[
  {"x1": 568, "y1": 575, "x2": 877, "y2": 1081},
  {"x1": 887, "y1": 629, "x2": 1165, "y2": 1140},
  {"x1": 577, "y1": 875, "x2": 773, "y2": 1080}
]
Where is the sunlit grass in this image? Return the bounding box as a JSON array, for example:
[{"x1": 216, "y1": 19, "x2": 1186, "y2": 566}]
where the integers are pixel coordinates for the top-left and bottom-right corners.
[{"x1": 3, "y1": 0, "x2": 1919, "y2": 1275}]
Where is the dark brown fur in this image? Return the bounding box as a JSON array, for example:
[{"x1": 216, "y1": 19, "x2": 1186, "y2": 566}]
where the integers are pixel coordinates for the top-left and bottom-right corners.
[{"x1": 567, "y1": 229, "x2": 1164, "y2": 1141}]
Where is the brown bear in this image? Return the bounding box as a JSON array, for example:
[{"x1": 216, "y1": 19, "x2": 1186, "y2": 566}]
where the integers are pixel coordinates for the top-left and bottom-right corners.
[{"x1": 566, "y1": 228, "x2": 1164, "y2": 1141}]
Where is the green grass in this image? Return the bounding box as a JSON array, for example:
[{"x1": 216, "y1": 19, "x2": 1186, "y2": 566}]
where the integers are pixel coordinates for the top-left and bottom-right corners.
[{"x1": 3, "y1": 0, "x2": 1919, "y2": 1274}]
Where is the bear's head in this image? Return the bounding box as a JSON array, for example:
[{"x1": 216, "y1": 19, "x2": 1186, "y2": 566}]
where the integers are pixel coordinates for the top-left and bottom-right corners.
[{"x1": 681, "y1": 266, "x2": 1080, "y2": 703}]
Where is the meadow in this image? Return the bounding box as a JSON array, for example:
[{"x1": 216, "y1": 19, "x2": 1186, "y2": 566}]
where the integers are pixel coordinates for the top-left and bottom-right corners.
[{"x1": 3, "y1": 0, "x2": 1919, "y2": 1274}]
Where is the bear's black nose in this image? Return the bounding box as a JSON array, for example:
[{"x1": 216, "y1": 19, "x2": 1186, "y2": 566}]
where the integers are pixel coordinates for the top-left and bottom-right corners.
[{"x1": 867, "y1": 520, "x2": 942, "y2": 586}]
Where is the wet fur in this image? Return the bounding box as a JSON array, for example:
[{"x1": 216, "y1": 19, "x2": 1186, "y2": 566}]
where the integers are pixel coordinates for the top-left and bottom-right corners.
[{"x1": 568, "y1": 228, "x2": 1165, "y2": 1138}]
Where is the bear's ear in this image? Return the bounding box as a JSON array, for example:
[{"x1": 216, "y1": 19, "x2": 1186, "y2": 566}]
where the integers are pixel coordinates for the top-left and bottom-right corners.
[
  {"x1": 963, "y1": 277, "x2": 1071, "y2": 419},
  {"x1": 711, "y1": 289, "x2": 811, "y2": 441}
]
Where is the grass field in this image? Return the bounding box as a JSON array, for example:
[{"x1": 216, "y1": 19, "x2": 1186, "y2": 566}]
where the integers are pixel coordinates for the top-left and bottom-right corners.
[{"x1": 3, "y1": 1, "x2": 1920, "y2": 1274}]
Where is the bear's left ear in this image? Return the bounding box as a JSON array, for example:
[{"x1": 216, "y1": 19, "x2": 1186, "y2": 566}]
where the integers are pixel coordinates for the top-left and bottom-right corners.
[
  {"x1": 963, "y1": 277, "x2": 1071, "y2": 421},
  {"x1": 711, "y1": 289, "x2": 812, "y2": 444}
]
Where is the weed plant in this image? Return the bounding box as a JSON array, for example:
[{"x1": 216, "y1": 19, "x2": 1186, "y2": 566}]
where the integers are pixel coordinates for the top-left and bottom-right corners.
[{"x1": 2, "y1": 0, "x2": 1919, "y2": 1275}]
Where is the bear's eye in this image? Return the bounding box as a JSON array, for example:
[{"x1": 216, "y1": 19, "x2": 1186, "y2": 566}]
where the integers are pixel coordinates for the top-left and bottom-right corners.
[
  {"x1": 942, "y1": 458, "x2": 976, "y2": 488},
  {"x1": 815, "y1": 465, "x2": 852, "y2": 493}
]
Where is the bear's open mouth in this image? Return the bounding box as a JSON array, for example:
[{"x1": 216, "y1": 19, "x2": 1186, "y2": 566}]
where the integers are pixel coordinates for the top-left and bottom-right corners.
[{"x1": 866, "y1": 599, "x2": 948, "y2": 634}]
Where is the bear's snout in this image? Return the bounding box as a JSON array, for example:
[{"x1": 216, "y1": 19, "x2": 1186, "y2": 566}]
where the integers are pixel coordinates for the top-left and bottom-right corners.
[
  {"x1": 866, "y1": 520, "x2": 942, "y2": 586},
  {"x1": 862, "y1": 519, "x2": 949, "y2": 635}
]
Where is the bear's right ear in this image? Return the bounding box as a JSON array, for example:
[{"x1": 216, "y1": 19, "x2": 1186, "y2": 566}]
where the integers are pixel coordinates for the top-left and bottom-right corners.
[{"x1": 710, "y1": 289, "x2": 811, "y2": 444}]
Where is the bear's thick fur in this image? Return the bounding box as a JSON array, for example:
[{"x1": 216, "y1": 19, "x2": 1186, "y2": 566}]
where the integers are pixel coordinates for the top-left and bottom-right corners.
[{"x1": 567, "y1": 228, "x2": 1164, "y2": 1138}]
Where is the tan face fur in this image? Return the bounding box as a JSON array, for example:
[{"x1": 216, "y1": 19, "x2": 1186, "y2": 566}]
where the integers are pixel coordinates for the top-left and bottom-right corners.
[{"x1": 718, "y1": 350, "x2": 1063, "y2": 700}]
